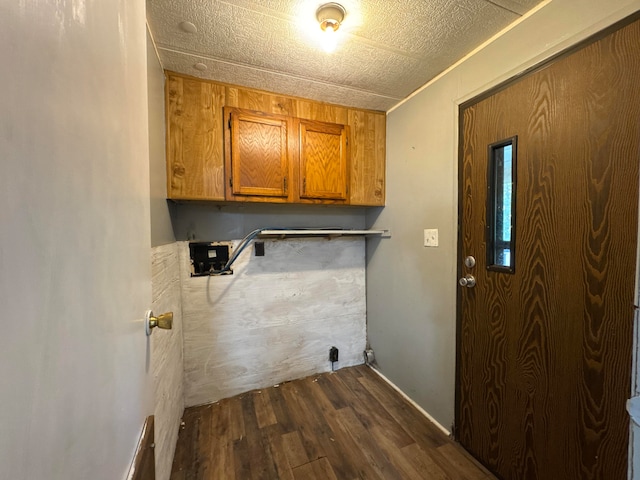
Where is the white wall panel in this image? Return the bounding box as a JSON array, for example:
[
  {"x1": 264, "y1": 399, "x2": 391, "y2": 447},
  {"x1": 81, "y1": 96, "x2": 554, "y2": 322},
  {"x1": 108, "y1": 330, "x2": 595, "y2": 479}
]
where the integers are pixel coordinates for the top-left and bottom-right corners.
[
  {"x1": 151, "y1": 243, "x2": 183, "y2": 480},
  {"x1": 178, "y1": 238, "x2": 366, "y2": 407}
]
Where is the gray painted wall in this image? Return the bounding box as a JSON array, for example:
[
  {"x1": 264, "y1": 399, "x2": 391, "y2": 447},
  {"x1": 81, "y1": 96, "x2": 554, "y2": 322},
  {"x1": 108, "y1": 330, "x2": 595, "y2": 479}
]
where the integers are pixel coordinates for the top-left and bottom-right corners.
[
  {"x1": 366, "y1": 0, "x2": 640, "y2": 430},
  {"x1": 148, "y1": 31, "x2": 176, "y2": 248},
  {"x1": 171, "y1": 203, "x2": 366, "y2": 241}
]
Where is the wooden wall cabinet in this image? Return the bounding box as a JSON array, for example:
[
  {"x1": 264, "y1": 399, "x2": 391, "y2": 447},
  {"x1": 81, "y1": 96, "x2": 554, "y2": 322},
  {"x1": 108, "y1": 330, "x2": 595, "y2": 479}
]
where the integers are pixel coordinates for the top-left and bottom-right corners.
[{"x1": 166, "y1": 72, "x2": 385, "y2": 206}]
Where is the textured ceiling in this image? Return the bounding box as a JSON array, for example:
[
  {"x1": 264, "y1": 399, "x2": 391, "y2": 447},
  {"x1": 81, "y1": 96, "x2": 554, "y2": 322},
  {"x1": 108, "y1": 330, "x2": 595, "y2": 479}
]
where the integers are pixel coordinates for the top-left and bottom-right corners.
[{"x1": 147, "y1": 0, "x2": 544, "y2": 111}]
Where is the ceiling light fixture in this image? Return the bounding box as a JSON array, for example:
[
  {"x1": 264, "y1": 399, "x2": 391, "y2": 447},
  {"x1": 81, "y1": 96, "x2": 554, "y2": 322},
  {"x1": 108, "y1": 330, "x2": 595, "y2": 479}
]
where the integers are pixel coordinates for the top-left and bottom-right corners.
[
  {"x1": 316, "y1": 2, "x2": 345, "y2": 33},
  {"x1": 315, "y1": 2, "x2": 346, "y2": 52}
]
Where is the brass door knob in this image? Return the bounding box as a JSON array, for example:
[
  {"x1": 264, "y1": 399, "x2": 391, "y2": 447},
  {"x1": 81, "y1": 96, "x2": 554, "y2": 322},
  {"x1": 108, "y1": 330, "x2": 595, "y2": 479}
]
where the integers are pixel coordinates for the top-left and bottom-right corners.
[{"x1": 145, "y1": 310, "x2": 173, "y2": 336}]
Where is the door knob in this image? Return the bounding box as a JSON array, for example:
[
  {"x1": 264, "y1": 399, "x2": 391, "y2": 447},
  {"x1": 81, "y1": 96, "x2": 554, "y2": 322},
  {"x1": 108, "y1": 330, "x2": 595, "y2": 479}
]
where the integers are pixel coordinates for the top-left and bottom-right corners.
[
  {"x1": 145, "y1": 310, "x2": 173, "y2": 336},
  {"x1": 459, "y1": 275, "x2": 476, "y2": 288}
]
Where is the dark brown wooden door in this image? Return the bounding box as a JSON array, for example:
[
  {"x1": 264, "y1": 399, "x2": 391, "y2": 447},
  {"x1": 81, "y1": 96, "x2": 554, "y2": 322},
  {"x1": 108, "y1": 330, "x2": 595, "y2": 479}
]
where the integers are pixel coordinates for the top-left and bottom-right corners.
[{"x1": 457, "y1": 17, "x2": 640, "y2": 480}]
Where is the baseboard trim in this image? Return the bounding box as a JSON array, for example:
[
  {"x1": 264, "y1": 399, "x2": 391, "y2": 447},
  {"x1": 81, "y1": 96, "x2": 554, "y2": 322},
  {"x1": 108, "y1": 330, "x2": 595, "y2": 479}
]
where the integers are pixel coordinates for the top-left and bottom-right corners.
[{"x1": 367, "y1": 366, "x2": 451, "y2": 437}]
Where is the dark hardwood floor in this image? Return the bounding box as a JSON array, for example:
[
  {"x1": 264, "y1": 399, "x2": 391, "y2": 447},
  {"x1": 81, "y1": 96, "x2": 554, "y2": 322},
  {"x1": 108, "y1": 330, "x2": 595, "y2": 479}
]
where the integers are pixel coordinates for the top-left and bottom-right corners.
[{"x1": 170, "y1": 365, "x2": 495, "y2": 479}]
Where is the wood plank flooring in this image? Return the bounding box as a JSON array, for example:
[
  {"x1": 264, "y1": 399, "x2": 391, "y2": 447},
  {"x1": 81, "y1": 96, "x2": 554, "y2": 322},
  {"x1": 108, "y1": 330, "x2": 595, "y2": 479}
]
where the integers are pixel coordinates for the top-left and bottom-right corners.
[{"x1": 170, "y1": 365, "x2": 495, "y2": 479}]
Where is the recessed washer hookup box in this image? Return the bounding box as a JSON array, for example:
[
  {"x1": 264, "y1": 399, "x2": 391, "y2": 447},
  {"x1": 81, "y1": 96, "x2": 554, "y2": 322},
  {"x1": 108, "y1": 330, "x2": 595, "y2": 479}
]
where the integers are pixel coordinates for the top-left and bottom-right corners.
[{"x1": 189, "y1": 242, "x2": 232, "y2": 276}]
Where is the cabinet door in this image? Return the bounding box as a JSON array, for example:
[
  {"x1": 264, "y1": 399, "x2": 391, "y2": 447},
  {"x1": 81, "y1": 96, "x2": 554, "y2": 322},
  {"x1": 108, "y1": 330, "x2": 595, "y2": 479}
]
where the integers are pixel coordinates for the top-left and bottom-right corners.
[
  {"x1": 226, "y1": 108, "x2": 290, "y2": 199},
  {"x1": 166, "y1": 74, "x2": 226, "y2": 200},
  {"x1": 299, "y1": 120, "x2": 348, "y2": 201},
  {"x1": 347, "y1": 110, "x2": 385, "y2": 206}
]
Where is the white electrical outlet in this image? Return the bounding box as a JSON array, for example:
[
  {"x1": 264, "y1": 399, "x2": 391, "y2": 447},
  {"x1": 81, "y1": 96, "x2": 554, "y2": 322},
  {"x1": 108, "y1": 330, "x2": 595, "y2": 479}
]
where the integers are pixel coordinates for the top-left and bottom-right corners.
[{"x1": 424, "y1": 228, "x2": 439, "y2": 247}]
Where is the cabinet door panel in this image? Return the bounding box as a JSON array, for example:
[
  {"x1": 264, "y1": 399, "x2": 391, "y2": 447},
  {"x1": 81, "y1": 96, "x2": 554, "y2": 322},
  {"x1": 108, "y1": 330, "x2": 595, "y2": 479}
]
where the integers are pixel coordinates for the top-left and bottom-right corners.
[
  {"x1": 299, "y1": 120, "x2": 348, "y2": 201},
  {"x1": 166, "y1": 74, "x2": 225, "y2": 200},
  {"x1": 228, "y1": 109, "x2": 289, "y2": 198},
  {"x1": 348, "y1": 110, "x2": 385, "y2": 206}
]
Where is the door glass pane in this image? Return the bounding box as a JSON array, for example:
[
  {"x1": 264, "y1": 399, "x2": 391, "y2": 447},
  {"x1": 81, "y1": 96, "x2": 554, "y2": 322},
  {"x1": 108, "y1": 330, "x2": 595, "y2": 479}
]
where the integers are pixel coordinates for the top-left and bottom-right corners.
[{"x1": 487, "y1": 137, "x2": 516, "y2": 273}]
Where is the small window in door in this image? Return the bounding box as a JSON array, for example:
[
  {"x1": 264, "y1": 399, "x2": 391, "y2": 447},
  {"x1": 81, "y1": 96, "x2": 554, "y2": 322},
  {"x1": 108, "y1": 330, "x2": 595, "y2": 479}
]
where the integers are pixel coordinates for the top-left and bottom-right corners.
[{"x1": 487, "y1": 136, "x2": 517, "y2": 273}]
